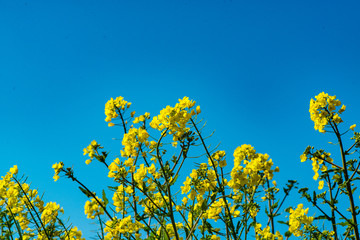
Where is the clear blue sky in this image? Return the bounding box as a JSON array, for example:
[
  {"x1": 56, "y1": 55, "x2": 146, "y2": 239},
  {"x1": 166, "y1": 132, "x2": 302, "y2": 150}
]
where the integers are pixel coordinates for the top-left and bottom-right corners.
[{"x1": 1, "y1": 0, "x2": 360, "y2": 238}]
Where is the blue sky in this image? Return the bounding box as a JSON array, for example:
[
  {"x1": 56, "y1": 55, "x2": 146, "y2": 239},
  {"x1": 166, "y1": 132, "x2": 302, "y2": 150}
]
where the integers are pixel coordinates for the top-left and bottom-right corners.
[{"x1": 1, "y1": 0, "x2": 360, "y2": 238}]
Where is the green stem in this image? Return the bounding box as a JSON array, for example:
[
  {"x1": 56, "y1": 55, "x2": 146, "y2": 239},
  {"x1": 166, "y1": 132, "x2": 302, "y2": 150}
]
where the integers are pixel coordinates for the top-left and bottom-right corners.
[
  {"x1": 5, "y1": 204, "x2": 20, "y2": 240},
  {"x1": 326, "y1": 173, "x2": 338, "y2": 240},
  {"x1": 155, "y1": 129, "x2": 181, "y2": 240},
  {"x1": 266, "y1": 180, "x2": 275, "y2": 234},
  {"x1": 12, "y1": 177, "x2": 51, "y2": 240},
  {"x1": 332, "y1": 122, "x2": 359, "y2": 239},
  {"x1": 116, "y1": 108, "x2": 127, "y2": 134},
  {"x1": 65, "y1": 170, "x2": 114, "y2": 221},
  {"x1": 190, "y1": 118, "x2": 237, "y2": 240}
]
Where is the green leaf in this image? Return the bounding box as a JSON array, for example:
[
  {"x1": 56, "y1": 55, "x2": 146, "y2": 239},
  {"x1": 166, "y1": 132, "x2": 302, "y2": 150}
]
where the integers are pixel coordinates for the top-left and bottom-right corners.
[
  {"x1": 78, "y1": 186, "x2": 92, "y2": 198},
  {"x1": 337, "y1": 221, "x2": 349, "y2": 227},
  {"x1": 285, "y1": 231, "x2": 292, "y2": 237},
  {"x1": 102, "y1": 189, "x2": 109, "y2": 206},
  {"x1": 315, "y1": 215, "x2": 330, "y2": 220},
  {"x1": 271, "y1": 202, "x2": 278, "y2": 209}
]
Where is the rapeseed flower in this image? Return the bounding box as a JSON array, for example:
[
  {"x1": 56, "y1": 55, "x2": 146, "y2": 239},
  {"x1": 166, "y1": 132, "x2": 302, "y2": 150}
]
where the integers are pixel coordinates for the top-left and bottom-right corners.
[{"x1": 309, "y1": 92, "x2": 343, "y2": 133}]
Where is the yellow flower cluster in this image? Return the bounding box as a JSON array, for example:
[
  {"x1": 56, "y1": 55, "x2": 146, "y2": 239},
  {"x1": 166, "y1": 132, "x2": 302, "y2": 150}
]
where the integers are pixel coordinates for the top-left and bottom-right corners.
[
  {"x1": 66, "y1": 226, "x2": 85, "y2": 240},
  {"x1": 228, "y1": 144, "x2": 278, "y2": 190},
  {"x1": 104, "y1": 216, "x2": 144, "y2": 239},
  {"x1": 0, "y1": 166, "x2": 84, "y2": 239},
  {"x1": 108, "y1": 158, "x2": 128, "y2": 179},
  {"x1": 255, "y1": 224, "x2": 283, "y2": 240},
  {"x1": 83, "y1": 140, "x2": 100, "y2": 164},
  {"x1": 121, "y1": 127, "x2": 149, "y2": 158},
  {"x1": 309, "y1": 92, "x2": 344, "y2": 133},
  {"x1": 133, "y1": 112, "x2": 150, "y2": 124},
  {"x1": 156, "y1": 222, "x2": 184, "y2": 240},
  {"x1": 133, "y1": 164, "x2": 148, "y2": 189},
  {"x1": 112, "y1": 184, "x2": 130, "y2": 213},
  {"x1": 208, "y1": 150, "x2": 227, "y2": 168},
  {"x1": 288, "y1": 204, "x2": 314, "y2": 237},
  {"x1": 181, "y1": 165, "x2": 217, "y2": 201},
  {"x1": 204, "y1": 198, "x2": 225, "y2": 221},
  {"x1": 300, "y1": 149, "x2": 332, "y2": 189},
  {"x1": 52, "y1": 162, "x2": 64, "y2": 182},
  {"x1": 150, "y1": 97, "x2": 199, "y2": 142},
  {"x1": 84, "y1": 197, "x2": 105, "y2": 219},
  {"x1": 312, "y1": 154, "x2": 330, "y2": 180},
  {"x1": 0, "y1": 167, "x2": 26, "y2": 229},
  {"x1": 105, "y1": 96, "x2": 132, "y2": 126},
  {"x1": 41, "y1": 202, "x2": 63, "y2": 225},
  {"x1": 210, "y1": 235, "x2": 220, "y2": 240},
  {"x1": 142, "y1": 192, "x2": 169, "y2": 214}
]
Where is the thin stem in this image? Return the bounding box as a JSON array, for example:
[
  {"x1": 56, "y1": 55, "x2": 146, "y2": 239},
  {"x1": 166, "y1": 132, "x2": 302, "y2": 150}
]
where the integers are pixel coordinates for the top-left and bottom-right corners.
[
  {"x1": 332, "y1": 122, "x2": 359, "y2": 240},
  {"x1": 322, "y1": 157, "x2": 343, "y2": 170},
  {"x1": 326, "y1": 173, "x2": 338, "y2": 240},
  {"x1": 116, "y1": 108, "x2": 127, "y2": 134},
  {"x1": 269, "y1": 186, "x2": 291, "y2": 224},
  {"x1": 6, "y1": 204, "x2": 21, "y2": 240},
  {"x1": 4, "y1": 214, "x2": 15, "y2": 240},
  {"x1": 345, "y1": 142, "x2": 357, "y2": 155},
  {"x1": 349, "y1": 161, "x2": 360, "y2": 181},
  {"x1": 97, "y1": 215, "x2": 105, "y2": 240},
  {"x1": 12, "y1": 178, "x2": 51, "y2": 240},
  {"x1": 190, "y1": 118, "x2": 238, "y2": 240},
  {"x1": 266, "y1": 180, "x2": 275, "y2": 234},
  {"x1": 65, "y1": 170, "x2": 114, "y2": 221}
]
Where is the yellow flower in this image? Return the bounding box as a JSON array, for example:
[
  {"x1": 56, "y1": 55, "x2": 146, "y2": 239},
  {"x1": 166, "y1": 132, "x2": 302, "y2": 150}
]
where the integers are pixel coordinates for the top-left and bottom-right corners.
[
  {"x1": 9, "y1": 165, "x2": 18, "y2": 175},
  {"x1": 53, "y1": 175, "x2": 60, "y2": 182},
  {"x1": 181, "y1": 177, "x2": 191, "y2": 194},
  {"x1": 41, "y1": 202, "x2": 62, "y2": 225},
  {"x1": 52, "y1": 162, "x2": 64, "y2": 182},
  {"x1": 300, "y1": 154, "x2": 307, "y2": 162},
  {"x1": 350, "y1": 124, "x2": 356, "y2": 131},
  {"x1": 196, "y1": 106, "x2": 201, "y2": 114},
  {"x1": 200, "y1": 163, "x2": 207, "y2": 169},
  {"x1": 318, "y1": 180, "x2": 324, "y2": 190},
  {"x1": 211, "y1": 235, "x2": 220, "y2": 240},
  {"x1": 230, "y1": 145, "x2": 278, "y2": 189},
  {"x1": 124, "y1": 158, "x2": 134, "y2": 167},
  {"x1": 338, "y1": 104, "x2": 346, "y2": 113},
  {"x1": 309, "y1": 92, "x2": 344, "y2": 133},
  {"x1": 150, "y1": 97, "x2": 197, "y2": 141},
  {"x1": 288, "y1": 204, "x2": 314, "y2": 237},
  {"x1": 83, "y1": 140, "x2": 102, "y2": 164},
  {"x1": 105, "y1": 96, "x2": 131, "y2": 125},
  {"x1": 256, "y1": 224, "x2": 284, "y2": 240},
  {"x1": 332, "y1": 113, "x2": 343, "y2": 124},
  {"x1": 219, "y1": 160, "x2": 227, "y2": 168},
  {"x1": 84, "y1": 197, "x2": 104, "y2": 219}
]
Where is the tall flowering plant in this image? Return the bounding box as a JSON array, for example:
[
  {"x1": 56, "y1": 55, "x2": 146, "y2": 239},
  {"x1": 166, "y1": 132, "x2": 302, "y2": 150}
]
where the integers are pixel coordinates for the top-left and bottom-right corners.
[
  {"x1": 52, "y1": 93, "x2": 359, "y2": 239},
  {"x1": 53, "y1": 96, "x2": 293, "y2": 240},
  {"x1": 2, "y1": 92, "x2": 358, "y2": 239},
  {"x1": 300, "y1": 92, "x2": 360, "y2": 240},
  {"x1": 0, "y1": 165, "x2": 84, "y2": 239}
]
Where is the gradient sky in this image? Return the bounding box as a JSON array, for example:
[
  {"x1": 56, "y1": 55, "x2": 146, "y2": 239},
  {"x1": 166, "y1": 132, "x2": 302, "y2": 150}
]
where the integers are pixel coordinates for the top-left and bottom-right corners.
[{"x1": 1, "y1": 0, "x2": 360, "y2": 238}]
